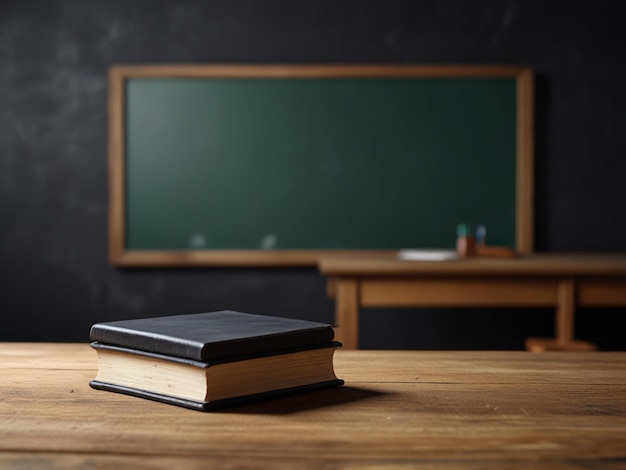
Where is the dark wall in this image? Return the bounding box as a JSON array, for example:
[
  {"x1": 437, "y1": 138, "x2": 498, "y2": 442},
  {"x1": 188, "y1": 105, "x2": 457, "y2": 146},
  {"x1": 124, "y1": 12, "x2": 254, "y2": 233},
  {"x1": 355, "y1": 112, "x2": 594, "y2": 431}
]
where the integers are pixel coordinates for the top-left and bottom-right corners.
[{"x1": 1, "y1": 0, "x2": 625, "y2": 349}]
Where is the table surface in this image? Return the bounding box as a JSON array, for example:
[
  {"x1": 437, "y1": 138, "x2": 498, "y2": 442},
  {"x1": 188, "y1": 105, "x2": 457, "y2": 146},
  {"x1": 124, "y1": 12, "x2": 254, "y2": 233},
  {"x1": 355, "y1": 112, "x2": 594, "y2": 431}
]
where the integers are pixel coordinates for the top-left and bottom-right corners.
[
  {"x1": 1, "y1": 343, "x2": 625, "y2": 469},
  {"x1": 319, "y1": 252, "x2": 626, "y2": 276}
]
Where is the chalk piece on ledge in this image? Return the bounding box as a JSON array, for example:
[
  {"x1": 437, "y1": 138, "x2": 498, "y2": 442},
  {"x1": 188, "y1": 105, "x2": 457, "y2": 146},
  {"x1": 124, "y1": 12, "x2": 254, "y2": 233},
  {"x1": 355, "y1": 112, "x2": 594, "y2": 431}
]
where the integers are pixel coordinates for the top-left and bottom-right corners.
[{"x1": 398, "y1": 249, "x2": 459, "y2": 261}]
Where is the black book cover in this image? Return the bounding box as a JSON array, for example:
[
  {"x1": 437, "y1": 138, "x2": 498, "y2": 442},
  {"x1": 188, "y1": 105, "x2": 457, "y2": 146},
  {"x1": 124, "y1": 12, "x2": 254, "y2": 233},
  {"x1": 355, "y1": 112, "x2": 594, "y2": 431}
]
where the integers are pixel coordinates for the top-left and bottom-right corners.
[
  {"x1": 89, "y1": 378, "x2": 345, "y2": 412},
  {"x1": 89, "y1": 310, "x2": 336, "y2": 361}
]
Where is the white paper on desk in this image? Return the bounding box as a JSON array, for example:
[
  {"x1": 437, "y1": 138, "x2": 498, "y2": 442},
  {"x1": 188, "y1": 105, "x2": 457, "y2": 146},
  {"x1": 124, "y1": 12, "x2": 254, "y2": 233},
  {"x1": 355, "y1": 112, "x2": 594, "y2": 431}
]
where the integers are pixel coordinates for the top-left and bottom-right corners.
[{"x1": 397, "y1": 249, "x2": 459, "y2": 261}]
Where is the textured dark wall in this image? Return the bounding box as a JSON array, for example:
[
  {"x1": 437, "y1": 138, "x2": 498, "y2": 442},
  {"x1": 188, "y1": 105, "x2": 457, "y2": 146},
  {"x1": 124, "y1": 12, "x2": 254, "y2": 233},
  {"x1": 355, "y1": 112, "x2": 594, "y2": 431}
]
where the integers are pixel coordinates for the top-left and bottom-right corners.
[{"x1": 1, "y1": 0, "x2": 625, "y2": 349}]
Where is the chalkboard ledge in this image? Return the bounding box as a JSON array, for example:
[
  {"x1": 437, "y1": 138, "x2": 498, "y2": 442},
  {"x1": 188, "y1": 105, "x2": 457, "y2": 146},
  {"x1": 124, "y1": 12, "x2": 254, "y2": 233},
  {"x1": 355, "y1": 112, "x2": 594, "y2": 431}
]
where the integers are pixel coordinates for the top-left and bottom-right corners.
[{"x1": 111, "y1": 249, "x2": 400, "y2": 268}]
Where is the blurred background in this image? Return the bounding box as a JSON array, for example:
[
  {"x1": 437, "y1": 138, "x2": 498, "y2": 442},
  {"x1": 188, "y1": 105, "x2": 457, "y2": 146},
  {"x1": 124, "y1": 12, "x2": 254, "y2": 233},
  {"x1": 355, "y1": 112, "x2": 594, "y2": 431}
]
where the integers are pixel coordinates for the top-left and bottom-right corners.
[{"x1": 1, "y1": 0, "x2": 624, "y2": 349}]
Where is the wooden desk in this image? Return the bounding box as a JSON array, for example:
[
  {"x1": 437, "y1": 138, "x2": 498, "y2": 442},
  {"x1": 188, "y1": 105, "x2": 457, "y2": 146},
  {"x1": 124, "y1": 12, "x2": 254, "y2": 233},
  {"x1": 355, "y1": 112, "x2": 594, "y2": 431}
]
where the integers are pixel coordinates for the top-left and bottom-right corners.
[
  {"x1": 319, "y1": 253, "x2": 626, "y2": 350},
  {"x1": 1, "y1": 344, "x2": 625, "y2": 468}
]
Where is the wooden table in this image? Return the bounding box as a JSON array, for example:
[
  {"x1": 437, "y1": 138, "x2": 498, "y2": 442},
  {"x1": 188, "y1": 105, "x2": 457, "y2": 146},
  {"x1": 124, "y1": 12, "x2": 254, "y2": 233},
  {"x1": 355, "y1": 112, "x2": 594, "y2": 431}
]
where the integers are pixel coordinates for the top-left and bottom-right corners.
[
  {"x1": 319, "y1": 253, "x2": 626, "y2": 351},
  {"x1": 1, "y1": 343, "x2": 625, "y2": 468}
]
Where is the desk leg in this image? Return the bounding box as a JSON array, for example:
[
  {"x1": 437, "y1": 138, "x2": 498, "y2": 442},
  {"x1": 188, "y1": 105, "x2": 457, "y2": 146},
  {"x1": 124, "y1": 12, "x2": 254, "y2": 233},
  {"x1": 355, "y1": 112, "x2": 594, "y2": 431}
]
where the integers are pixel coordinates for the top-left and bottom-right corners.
[
  {"x1": 556, "y1": 278, "x2": 576, "y2": 345},
  {"x1": 335, "y1": 278, "x2": 359, "y2": 350},
  {"x1": 526, "y1": 278, "x2": 597, "y2": 352}
]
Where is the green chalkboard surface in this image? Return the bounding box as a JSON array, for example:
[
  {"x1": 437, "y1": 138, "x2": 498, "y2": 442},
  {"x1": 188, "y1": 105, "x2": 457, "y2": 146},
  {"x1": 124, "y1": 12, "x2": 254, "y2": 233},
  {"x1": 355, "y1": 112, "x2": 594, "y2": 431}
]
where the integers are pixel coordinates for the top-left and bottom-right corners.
[{"x1": 109, "y1": 65, "x2": 534, "y2": 266}]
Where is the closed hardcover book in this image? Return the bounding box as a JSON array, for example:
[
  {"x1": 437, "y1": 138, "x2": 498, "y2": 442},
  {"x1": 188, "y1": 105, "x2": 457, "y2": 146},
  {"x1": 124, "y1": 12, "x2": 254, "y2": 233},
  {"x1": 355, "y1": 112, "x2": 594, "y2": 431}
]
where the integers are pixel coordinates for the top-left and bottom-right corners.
[{"x1": 89, "y1": 311, "x2": 343, "y2": 411}]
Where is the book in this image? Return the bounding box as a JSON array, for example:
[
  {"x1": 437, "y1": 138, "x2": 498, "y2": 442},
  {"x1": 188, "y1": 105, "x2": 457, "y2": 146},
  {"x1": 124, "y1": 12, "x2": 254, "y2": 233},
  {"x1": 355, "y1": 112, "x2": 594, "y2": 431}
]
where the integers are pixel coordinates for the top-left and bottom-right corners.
[{"x1": 89, "y1": 311, "x2": 343, "y2": 411}]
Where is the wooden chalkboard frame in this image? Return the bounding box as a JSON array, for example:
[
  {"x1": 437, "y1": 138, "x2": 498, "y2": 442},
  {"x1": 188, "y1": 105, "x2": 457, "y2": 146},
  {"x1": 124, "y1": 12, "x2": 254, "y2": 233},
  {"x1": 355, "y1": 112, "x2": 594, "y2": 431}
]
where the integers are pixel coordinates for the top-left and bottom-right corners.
[{"x1": 109, "y1": 64, "x2": 534, "y2": 267}]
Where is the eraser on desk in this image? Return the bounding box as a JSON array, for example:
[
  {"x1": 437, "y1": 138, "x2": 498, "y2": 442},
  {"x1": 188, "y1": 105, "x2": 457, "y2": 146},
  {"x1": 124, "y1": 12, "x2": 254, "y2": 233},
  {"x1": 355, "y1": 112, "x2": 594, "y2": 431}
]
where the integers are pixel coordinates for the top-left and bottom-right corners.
[{"x1": 398, "y1": 249, "x2": 459, "y2": 261}]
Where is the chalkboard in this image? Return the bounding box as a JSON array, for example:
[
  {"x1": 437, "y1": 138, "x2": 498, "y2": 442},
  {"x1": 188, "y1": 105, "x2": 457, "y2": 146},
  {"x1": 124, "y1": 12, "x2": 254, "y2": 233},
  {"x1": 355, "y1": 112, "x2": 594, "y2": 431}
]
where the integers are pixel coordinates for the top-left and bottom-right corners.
[{"x1": 109, "y1": 65, "x2": 534, "y2": 266}]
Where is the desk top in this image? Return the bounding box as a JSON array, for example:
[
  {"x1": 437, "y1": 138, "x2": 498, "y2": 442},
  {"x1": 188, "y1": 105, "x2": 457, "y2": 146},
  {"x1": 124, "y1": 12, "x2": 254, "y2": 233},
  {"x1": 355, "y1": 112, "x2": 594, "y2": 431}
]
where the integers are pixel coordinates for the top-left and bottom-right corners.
[
  {"x1": 319, "y1": 252, "x2": 626, "y2": 277},
  {"x1": 1, "y1": 343, "x2": 625, "y2": 468}
]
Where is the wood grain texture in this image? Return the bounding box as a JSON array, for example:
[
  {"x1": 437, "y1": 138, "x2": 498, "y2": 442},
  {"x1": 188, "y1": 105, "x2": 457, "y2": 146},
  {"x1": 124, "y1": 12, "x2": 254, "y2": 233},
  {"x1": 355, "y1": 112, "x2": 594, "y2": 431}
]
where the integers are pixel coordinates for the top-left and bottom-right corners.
[
  {"x1": 1, "y1": 344, "x2": 625, "y2": 469},
  {"x1": 359, "y1": 277, "x2": 558, "y2": 306},
  {"x1": 516, "y1": 67, "x2": 535, "y2": 254},
  {"x1": 319, "y1": 253, "x2": 626, "y2": 277},
  {"x1": 110, "y1": 63, "x2": 532, "y2": 79},
  {"x1": 336, "y1": 278, "x2": 360, "y2": 350},
  {"x1": 579, "y1": 279, "x2": 626, "y2": 306},
  {"x1": 107, "y1": 66, "x2": 126, "y2": 264},
  {"x1": 556, "y1": 278, "x2": 576, "y2": 344}
]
